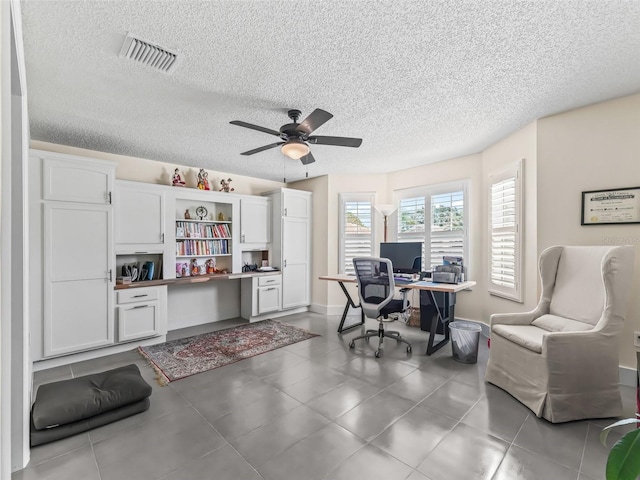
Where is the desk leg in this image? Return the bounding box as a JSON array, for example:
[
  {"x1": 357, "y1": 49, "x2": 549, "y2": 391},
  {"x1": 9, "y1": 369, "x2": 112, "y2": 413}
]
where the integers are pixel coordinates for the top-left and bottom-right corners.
[
  {"x1": 337, "y1": 281, "x2": 365, "y2": 333},
  {"x1": 424, "y1": 290, "x2": 451, "y2": 355}
]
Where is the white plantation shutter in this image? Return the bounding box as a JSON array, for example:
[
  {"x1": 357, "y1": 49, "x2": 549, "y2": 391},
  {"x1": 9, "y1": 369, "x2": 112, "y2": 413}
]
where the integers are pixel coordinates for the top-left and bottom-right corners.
[
  {"x1": 395, "y1": 182, "x2": 469, "y2": 273},
  {"x1": 339, "y1": 194, "x2": 374, "y2": 274},
  {"x1": 489, "y1": 161, "x2": 523, "y2": 301},
  {"x1": 397, "y1": 197, "x2": 427, "y2": 270},
  {"x1": 430, "y1": 191, "x2": 464, "y2": 269}
]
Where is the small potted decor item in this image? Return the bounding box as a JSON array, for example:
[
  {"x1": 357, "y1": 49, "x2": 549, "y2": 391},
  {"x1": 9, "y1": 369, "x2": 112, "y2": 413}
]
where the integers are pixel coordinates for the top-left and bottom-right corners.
[
  {"x1": 220, "y1": 178, "x2": 234, "y2": 192},
  {"x1": 600, "y1": 415, "x2": 640, "y2": 480},
  {"x1": 172, "y1": 168, "x2": 186, "y2": 186},
  {"x1": 184, "y1": 209, "x2": 191, "y2": 220}
]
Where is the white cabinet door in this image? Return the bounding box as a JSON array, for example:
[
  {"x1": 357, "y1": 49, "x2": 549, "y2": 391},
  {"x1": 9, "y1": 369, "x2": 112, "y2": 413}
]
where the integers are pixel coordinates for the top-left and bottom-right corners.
[
  {"x1": 43, "y1": 157, "x2": 113, "y2": 205},
  {"x1": 43, "y1": 203, "x2": 114, "y2": 356},
  {"x1": 258, "y1": 286, "x2": 281, "y2": 314},
  {"x1": 115, "y1": 183, "x2": 165, "y2": 245},
  {"x1": 118, "y1": 302, "x2": 159, "y2": 342},
  {"x1": 283, "y1": 189, "x2": 311, "y2": 218},
  {"x1": 282, "y1": 217, "x2": 310, "y2": 309},
  {"x1": 241, "y1": 197, "x2": 270, "y2": 244}
]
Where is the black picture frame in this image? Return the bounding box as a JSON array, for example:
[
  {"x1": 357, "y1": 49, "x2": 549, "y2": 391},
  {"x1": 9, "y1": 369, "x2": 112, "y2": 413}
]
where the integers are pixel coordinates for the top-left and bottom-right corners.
[{"x1": 581, "y1": 186, "x2": 640, "y2": 225}]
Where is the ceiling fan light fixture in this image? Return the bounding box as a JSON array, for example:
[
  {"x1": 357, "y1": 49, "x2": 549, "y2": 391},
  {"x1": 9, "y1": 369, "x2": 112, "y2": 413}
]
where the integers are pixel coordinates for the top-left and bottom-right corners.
[{"x1": 281, "y1": 140, "x2": 310, "y2": 160}]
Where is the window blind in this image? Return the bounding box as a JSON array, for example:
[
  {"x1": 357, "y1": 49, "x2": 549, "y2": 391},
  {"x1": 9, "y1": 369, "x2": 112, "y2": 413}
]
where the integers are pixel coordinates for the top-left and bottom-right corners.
[
  {"x1": 430, "y1": 191, "x2": 464, "y2": 269},
  {"x1": 395, "y1": 184, "x2": 468, "y2": 273},
  {"x1": 489, "y1": 161, "x2": 523, "y2": 301},
  {"x1": 340, "y1": 196, "x2": 374, "y2": 274}
]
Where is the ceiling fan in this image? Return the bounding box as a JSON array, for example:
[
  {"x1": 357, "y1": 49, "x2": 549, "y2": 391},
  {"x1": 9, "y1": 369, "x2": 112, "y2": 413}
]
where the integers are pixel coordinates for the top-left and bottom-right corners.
[{"x1": 230, "y1": 109, "x2": 362, "y2": 165}]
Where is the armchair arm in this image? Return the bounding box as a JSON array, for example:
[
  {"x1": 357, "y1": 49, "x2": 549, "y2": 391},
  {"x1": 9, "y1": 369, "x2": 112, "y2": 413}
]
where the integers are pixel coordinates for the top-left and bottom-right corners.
[
  {"x1": 490, "y1": 311, "x2": 537, "y2": 327},
  {"x1": 543, "y1": 329, "x2": 619, "y2": 383}
]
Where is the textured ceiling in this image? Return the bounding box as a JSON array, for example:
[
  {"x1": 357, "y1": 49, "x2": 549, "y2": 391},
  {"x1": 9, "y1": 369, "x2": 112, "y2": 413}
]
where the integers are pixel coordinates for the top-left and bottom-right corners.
[{"x1": 20, "y1": 0, "x2": 640, "y2": 182}]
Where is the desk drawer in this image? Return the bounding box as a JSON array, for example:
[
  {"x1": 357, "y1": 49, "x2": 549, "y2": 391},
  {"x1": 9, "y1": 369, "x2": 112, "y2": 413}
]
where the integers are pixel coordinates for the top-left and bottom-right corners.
[
  {"x1": 117, "y1": 287, "x2": 159, "y2": 304},
  {"x1": 258, "y1": 275, "x2": 281, "y2": 287}
]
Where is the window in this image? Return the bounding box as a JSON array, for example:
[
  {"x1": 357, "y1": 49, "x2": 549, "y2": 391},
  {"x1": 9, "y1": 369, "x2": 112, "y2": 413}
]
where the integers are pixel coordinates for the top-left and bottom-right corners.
[
  {"x1": 489, "y1": 160, "x2": 523, "y2": 301},
  {"x1": 396, "y1": 182, "x2": 469, "y2": 273},
  {"x1": 339, "y1": 193, "x2": 374, "y2": 274}
]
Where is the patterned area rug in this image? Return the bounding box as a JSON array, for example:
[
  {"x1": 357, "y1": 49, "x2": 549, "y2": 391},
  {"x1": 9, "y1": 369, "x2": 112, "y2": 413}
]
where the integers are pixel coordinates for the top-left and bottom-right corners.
[{"x1": 138, "y1": 320, "x2": 319, "y2": 384}]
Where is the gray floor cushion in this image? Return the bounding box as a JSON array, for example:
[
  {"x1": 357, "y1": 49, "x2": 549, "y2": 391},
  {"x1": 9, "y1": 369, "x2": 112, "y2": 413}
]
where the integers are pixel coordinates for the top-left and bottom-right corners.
[
  {"x1": 30, "y1": 397, "x2": 150, "y2": 447},
  {"x1": 31, "y1": 363, "x2": 152, "y2": 446}
]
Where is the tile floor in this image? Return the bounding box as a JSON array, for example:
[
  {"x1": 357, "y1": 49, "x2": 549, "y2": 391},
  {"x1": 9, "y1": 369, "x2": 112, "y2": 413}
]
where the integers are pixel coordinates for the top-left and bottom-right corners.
[{"x1": 16, "y1": 312, "x2": 637, "y2": 480}]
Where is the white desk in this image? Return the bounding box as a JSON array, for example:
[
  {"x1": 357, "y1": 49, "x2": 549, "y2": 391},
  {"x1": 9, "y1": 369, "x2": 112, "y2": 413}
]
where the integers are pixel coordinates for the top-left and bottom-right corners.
[{"x1": 320, "y1": 274, "x2": 476, "y2": 355}]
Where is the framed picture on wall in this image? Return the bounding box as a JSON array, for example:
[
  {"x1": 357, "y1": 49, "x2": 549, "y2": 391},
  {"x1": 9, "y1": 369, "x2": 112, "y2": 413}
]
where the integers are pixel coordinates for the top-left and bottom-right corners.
[{"x1": 581, "y1": 186, "x2": 640, "y2": 225}]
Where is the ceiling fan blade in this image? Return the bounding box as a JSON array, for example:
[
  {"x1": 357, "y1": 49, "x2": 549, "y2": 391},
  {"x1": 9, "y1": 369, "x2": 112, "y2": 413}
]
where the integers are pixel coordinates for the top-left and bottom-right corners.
[
  {"x1": 300, "y1": 152, "x2": 316, "y2": 165},
  {"x1": 240, "y1": 142, "x2": 284, "y2": 156},
  {"x1": 230, "y1": 120, "x2": 281, "y2": 137},
  {"x1": 295, "y1": 109, "x2": 333, "y2": 135},
  {"x1": 308, "y1": 135, "x2": 362, "y2": 148}
]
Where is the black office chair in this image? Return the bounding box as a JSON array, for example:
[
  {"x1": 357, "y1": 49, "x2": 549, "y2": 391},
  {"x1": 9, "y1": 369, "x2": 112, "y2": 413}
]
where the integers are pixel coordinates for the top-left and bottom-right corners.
[{"x1": 349, "y1": 257, "x2": 412, "y2": 357}]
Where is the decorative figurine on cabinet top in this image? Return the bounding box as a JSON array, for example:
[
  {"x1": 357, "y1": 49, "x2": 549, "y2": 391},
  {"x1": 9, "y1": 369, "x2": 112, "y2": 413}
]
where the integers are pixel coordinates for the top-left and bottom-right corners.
[
  {"x1": 172, "y1": 168, "x2": 186, "y2": 187},
  {"x1": 220, "y1": 178, "x2": 234, "y2": 192},
  {"x1": 202, "y1": 171, "x2": 210, "y2": 190},
  {"x1": 197, "y1": 169, "x2": 205, "y2": 190}
]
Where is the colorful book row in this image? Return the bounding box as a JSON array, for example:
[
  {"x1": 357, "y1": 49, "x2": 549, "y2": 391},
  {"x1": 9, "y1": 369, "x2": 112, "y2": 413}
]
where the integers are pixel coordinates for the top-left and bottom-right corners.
[
  {"x1": 176, "y1": 239, "x2": 229, "y2": 256},
  {"x1": 175, "y1": 222, "x2": 231, "y2": 239}
]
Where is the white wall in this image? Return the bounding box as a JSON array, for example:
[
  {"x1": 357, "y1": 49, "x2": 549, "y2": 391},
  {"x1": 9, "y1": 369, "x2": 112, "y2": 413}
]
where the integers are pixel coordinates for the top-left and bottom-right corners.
[{"x1": 537, "y1": 93, "x2": 640, "y2": 368}]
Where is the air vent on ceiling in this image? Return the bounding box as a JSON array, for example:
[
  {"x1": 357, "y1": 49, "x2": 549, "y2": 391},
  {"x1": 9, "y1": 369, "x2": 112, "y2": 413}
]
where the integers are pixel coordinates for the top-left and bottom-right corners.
[{"x1": 119, "y1": 33, "x2": 181, "y2": 74}]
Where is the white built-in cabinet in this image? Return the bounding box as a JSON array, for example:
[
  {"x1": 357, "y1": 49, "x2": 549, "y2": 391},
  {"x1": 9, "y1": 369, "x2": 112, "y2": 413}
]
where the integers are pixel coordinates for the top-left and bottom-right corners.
[
  {"x1": 240, "y1": 197, "x2": 271, "y2": 246},
  {"x1": 116, "y1": 286, "x2": 167, "y2": 342},
  {"x1": 31, "y1": 150, "x2": 312, "y2": 365},
  {"x1": 240, "y1": 274, "x2": 282, "y2": 321},
  {"x1": 115, "y1": 181, "x2": 165, "y2": 247},
  {"x1": 266, "y1": 188, "x2": 312, "y2": 310},
  {"x1": 39, "y1": 153, "x2": 116, "y2": 357}
]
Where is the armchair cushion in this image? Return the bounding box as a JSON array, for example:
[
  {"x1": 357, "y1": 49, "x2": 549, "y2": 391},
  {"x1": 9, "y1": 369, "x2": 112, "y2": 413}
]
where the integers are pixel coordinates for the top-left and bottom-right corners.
[
  {"x1": 531, "y1": 314, "x2": 594, "y2": 333},
  {"x1": 492, "y1": 325, "x2": 545, "y2": 353},
  {"x1": 549, "y1": 246, "x2": 608, "y2": 325}
]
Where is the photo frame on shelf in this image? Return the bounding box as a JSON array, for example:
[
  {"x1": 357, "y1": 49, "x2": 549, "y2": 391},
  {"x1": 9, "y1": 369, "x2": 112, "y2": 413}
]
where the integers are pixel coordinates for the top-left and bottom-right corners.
[{"x1": 581, "y1": 186, "x2": 640, "y2": 225}]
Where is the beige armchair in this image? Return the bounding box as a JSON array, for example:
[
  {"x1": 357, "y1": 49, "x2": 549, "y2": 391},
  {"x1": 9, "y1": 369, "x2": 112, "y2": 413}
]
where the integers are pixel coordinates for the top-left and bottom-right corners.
[{"x1": 485, "y1": 245, "x2": 635, "y2": 423}]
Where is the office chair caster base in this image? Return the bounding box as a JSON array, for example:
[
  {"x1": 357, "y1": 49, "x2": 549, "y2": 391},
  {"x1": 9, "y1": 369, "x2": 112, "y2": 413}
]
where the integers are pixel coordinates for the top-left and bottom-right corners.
[
  {"x1": 349, "y1": 340, "x2": 355, "y2": 348},
  {"x1": 375, "y1": 350, "x2": 382, "y2": 358},
  {"x1": 406, "y1": 345, "x2": 412, "y2": 353}
]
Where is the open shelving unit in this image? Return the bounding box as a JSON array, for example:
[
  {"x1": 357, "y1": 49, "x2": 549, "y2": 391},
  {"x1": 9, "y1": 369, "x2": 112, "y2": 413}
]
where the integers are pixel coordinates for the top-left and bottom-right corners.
[{"x1": 174, "y1": 198, "x2": 234, "y2": 277}]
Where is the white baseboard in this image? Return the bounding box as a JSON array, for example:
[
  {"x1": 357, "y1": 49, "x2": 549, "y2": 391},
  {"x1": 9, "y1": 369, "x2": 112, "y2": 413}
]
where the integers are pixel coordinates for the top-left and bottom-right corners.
[
  {"x1": 310, "y1": 303, "x2": 360, "y2": 317},
  {"x1": 32, "y1": 334, "x2": 168, "y2": 371},
  {"x1": 619, "y1": 365, "x2": 637, "y2": 387}
]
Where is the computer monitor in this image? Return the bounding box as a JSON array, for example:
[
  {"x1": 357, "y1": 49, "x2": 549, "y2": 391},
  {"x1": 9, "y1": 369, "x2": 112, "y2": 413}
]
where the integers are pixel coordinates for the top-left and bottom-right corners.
[{"x1": 379, "y1": 242, "x2": 423, "y2": 274}]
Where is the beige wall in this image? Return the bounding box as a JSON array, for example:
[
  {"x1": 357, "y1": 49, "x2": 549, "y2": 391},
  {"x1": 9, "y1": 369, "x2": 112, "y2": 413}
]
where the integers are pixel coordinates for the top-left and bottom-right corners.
[
  {"x1": 537, "y1": 93, "x2": 640, "y2": 368},
  {"x1": 388, "y1": 154, "x2": 483, "y2": 321},
  {"x1": 30, "y1": 141, "x2": 286, "y2": 195},
  {"x1": 481, "y1": 122, "x2": 538, "y2": 319}
]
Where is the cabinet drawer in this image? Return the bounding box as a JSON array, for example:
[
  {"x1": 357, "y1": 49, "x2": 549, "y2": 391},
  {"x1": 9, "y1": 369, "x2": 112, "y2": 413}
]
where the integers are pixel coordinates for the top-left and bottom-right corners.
[
  {"x1": 258, "y1": 275, "x2": 281, "y2": 287},
  {"x1": 257, "y1": 286, "x2": 281, "y2": 314},
  {"x1": 117, "y1": 302, "x2": 159, "y2": 342},
  {"x1": 117, "y1": 287, "x2": 159, "y2": 304}
]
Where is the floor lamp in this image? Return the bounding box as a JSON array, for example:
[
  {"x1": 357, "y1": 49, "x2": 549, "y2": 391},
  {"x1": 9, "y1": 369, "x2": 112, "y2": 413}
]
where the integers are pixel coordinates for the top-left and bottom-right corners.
[{"x1": 374, "y1": 204, "x2": 397, "y2": 242}]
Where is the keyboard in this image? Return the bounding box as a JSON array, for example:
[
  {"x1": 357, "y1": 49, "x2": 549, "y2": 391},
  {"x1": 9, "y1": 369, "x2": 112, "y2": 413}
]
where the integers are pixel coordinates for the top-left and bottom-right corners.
[{"x1": 394, "y1": 276, "x2": 412, "y2": 284}]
